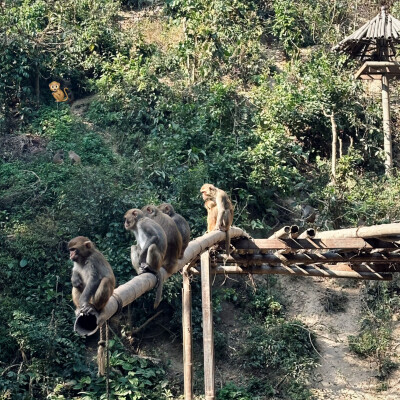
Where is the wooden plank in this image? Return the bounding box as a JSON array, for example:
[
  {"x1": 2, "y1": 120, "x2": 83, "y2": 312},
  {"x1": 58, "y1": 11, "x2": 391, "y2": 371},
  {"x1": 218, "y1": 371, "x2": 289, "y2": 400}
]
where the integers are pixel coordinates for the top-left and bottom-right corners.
[{"x1": 201, "y1": 251, "x2": 215, "y2": 400}]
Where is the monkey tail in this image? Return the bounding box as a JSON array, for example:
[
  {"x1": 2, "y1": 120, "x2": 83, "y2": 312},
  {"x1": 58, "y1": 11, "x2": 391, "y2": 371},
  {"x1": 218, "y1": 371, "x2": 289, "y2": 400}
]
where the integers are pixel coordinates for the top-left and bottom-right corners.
[
  {"x1": 225, "y1": 230, "x2": 231, "y2": 256},
  {"x1": 61, "y1": 88, "x2": 69, "y2": 102},
  {"x1": 154, "y1": 271, "x2": 163, "y2": 309}
]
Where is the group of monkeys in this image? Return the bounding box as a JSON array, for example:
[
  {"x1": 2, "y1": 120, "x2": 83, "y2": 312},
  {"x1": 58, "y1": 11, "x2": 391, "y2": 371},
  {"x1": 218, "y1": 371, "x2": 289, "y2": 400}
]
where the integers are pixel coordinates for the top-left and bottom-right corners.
[
  {"x1": 69, "y1": 183, "x2": 234, "y2": 317},
  {"x1": 53, "y1": 149, "x2": 81, "y2": 164}
]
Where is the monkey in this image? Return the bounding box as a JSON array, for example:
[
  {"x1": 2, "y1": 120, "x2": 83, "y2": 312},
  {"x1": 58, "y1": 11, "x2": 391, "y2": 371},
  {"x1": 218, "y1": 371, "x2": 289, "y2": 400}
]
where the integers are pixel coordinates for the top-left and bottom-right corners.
[
  {"x1": 157, "y1": 203, "x2": 190, "y2": 258},
  {"x1": 301, "y1": 204, "x2": 316, "y2": 225},
  {"x1": 49, "y1": 81, "x2": 69, "y2": 103},
  {"x1": 124, "y1": 208, "x2": 167, "y2": 308},
  {"x1": 200, "y1": 183, "x2": 234, "y2": 255},
  {"x1": 68, "y1": 150, "x2": 81, "y2": 164},
  {"x1": 53, "y1": 150, "x2": 64, "y2": 164},
  {"x1": 141, "y1": 205, "x2": 182, "y2": 274},
  {"x1": 68, "y1": 236, "x2": 115, "y2": 316}
]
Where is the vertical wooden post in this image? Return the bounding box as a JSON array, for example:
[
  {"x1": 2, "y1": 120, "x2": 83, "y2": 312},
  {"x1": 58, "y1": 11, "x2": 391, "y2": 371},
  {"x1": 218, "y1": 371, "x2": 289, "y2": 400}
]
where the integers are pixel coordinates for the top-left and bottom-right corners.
[
  {"x1": 201, "y1": 250, "x2": 215, "y2": 400},
  {"x1": 182, "y1": 266, "x2": 193, "y2": 400},
  {"x1": 382, "y1": 74, "x2": 393, "y2": 175}
]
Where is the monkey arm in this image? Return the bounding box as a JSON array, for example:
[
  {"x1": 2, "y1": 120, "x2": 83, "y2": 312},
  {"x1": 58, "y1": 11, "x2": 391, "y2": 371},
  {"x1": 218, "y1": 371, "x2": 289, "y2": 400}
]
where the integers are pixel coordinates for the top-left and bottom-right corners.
[
  {"x1": 79, "y1": 266, "x2": 101, "y2": 308},
  {"x1": 139, "y1": 235, "x2": 158, "y2": 265},
  {"x1": 71, "y1": 269, "x2": 84, "y2": 292}
]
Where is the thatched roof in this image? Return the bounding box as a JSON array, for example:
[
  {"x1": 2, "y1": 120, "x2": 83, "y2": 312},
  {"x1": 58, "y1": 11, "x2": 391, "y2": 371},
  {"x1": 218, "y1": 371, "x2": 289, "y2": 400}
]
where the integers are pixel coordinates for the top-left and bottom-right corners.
[{"x1": 333, "y1": 6, "x2": 400, "y2": 61}]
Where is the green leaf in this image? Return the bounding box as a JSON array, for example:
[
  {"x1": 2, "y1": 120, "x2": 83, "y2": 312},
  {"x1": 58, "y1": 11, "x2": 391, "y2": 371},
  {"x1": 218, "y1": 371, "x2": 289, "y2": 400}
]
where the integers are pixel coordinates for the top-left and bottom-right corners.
[{"x1": 19, "y1": 259, "x2": 28, "y2": 268}]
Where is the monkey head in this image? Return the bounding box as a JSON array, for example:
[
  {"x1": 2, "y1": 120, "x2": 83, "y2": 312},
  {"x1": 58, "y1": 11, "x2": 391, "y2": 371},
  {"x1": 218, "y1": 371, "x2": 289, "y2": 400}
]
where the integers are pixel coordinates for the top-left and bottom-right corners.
[
  {"x1": 157, "y1": 203, "x2": 175, "y2": 217},
  {"x1": 49, "y1": 81, "x2": 61, "y2": 92},
  {"x1": 141, "y1": 204, "x2": 159, "y2": 217},
  {"x1": 124, "y1": 208, "x2": 144, "y2": 230},
  {"x1": 200, "y1": 183, "x2": 217, "y2": 201},
  {"x1": 68, "y1": 236, "x2": 94, "y2": 263}
]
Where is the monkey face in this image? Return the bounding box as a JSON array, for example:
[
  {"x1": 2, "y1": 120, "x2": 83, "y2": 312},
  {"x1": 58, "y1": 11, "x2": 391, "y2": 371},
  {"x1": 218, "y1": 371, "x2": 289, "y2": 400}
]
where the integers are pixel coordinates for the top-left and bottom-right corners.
[
  {"x1": 49, "y1": 81, "x2": 61, "y2": 92},
  {"x1": 200, "y1": 184, "x2": 216, "y2": 201},
  {"x1": 124, "y1": 208, "x2": 143, "y2": 230},
  {"x1": 68, "y1": 236, "x2": 93, "y2": 262}
]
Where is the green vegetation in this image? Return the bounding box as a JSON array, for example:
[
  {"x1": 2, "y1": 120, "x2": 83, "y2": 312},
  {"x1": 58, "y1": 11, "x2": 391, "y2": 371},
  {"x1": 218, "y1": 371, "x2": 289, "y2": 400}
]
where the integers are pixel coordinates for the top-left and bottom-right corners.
[{"x1": 1, "y1": 0, "x2": 400, "y2": 399}]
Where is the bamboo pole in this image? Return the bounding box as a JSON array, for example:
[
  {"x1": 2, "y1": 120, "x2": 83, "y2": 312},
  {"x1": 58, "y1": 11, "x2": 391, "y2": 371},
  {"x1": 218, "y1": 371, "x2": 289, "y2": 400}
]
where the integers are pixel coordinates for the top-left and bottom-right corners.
[
  {"x1": 74, "y1": 227, "x2": 248, "y2": 335},
  {"x1": 330, "y1": 112, "x2": 338, "y2": 179},
  {"x1": 298, "y1": 228, "x2": 316, "y2": 239},
  {"x1": 182, "y1": 266, "x2": 193, "y2": 400},
  {"x1": 382, "y1": 74, "x2": 393, "y2": 175},
  {"x1": 268, "y1": 226, "x2": 290, "y2": 239},
  {"x1": 290, "y1": 225, "x2": 300, "y2": 239},
  {"x1": 314, "y1": 222, "x2": 400, "y2": 239},
  {"x1": 201, "y1": 250, "x2": 215, "y2": 400}
]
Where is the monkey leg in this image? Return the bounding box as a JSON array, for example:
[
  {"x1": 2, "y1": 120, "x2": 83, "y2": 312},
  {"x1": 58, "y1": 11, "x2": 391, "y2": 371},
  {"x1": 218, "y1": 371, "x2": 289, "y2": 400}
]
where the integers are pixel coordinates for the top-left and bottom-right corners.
[
  {"x1": 92, "y1": 277, "x2": 114, "y2": 312},
  {"x1": 72, "y1": 287, "x2": 82, "y2": 313}
]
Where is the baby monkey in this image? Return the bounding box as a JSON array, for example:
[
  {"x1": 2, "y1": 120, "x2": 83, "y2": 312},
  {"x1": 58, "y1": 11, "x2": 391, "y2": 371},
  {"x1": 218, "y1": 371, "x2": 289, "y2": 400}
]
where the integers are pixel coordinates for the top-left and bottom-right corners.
[
  {"x1": 200, "y1": 183, "x2": 234, "y2": 255},
  {"x1": 69, "y1": 236, "x2": 115, "y2": 316},
  {"x1": 124, "y1": 208, "x2": 167, "y2": 308}
]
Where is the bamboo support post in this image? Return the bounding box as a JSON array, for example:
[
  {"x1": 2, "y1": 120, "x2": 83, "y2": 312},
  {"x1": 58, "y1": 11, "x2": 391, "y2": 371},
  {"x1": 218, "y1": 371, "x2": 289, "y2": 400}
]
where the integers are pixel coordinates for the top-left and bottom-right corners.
[
  {"x1": 201, "y1": 250, "x2": 215, "y2": 400},
  {"x1": 382, "y1": 74, "x2": 393, "y2": 175},
  {"x1": 182, "y1": 266, "x2": 193, "y2": 400}
]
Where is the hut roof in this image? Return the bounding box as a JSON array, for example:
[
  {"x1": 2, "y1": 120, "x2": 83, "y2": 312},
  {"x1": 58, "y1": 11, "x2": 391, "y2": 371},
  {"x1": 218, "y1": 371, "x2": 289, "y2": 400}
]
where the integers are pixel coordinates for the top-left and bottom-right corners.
[{"x1": 333, "y1": 6, "x2": 400, "y2": 61}]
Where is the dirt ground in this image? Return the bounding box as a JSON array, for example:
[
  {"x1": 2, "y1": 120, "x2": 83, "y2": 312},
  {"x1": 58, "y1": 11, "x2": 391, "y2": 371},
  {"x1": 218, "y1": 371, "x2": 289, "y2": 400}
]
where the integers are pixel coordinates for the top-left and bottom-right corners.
[{"x1": 280, "y1": 275, "x2": 400, "y2": 400}]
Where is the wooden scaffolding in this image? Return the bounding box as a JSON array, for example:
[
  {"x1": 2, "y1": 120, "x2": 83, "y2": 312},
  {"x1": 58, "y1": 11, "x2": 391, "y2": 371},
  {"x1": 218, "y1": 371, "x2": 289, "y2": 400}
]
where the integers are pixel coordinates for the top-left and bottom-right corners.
[{"x1": 74, "y1": 223, "x2": 400, "y2": 400}]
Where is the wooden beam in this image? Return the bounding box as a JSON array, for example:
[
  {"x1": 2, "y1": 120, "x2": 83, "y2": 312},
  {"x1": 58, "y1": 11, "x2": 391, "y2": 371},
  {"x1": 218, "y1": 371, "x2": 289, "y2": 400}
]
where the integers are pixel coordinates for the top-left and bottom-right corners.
[
  {"x1": 232, "y1": 236, "x2": 399, "y2": 252},
  {"x1": 193, "y1": 264, "x2": 392, "y2": 281},
  {"x1": 201, "y1": 251, "x2": 215, "y2": 400},
  {"x1": 213, "y1": 252, "x2": 400, "y2": 270}
]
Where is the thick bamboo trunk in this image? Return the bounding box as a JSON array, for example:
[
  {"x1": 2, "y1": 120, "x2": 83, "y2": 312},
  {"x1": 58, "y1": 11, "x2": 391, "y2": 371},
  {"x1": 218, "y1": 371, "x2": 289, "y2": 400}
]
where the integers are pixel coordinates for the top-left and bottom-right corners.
[
  {"x1": 268, "y1": 226, "x2": 290, "y2": 239},
  {"x1": 330, "y1": 112, "x2": 338, "y2": 179},
  {"x1": 182, "y1": 266, "x2": 193, "y2": 400},
  {"x1": 314, "y1": 222, "x2": 400, "y2": 239},
  {"x1": 201, "y1": 251, "x2": 215, "y2": 400}
]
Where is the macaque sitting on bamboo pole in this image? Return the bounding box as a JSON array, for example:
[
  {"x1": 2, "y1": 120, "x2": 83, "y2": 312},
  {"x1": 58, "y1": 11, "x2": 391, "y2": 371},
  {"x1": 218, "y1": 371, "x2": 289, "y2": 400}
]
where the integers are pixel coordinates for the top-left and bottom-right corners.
[{"x1": 200, "y1": 183, "x2": 234, "y2": 255}]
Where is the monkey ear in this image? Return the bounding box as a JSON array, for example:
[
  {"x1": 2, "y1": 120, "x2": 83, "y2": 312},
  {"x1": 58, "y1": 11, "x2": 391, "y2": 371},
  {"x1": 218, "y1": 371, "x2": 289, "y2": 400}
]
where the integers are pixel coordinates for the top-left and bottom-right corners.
[
  {"x1": 146, "y1": 206, "x2": 152, "y2": 213},
  {"x1": 84, "y1": 240, "x2": 93, "y2": 249},
  {"x1": 132, "y1": 210, "x2": 137, "y2": 216}
]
